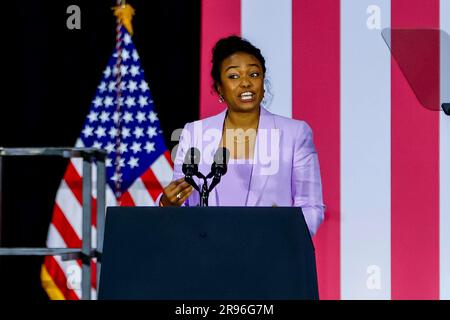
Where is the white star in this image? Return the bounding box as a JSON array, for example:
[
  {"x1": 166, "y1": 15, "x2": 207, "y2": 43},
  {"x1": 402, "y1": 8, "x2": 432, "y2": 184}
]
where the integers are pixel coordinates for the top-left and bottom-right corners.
[
  {"x1": 130, "y1": 65, "x2": 140, "y2": 77},
  {"x1": 121, "y1": 49, "x2": 130, "y2": 61},
  {"x1": 112, "y1": 66, "x2": 119, "y2": 76},
  {"x1": 95, "y1": 126, "x2": 106, "y2": 138},
  {"x1": 93, "y1": 141, "x2": 102, "y2": 149},
  {"x1": 138, "y1": 96, "x2": 148, "y2": 107},
  {"x1": 105, "y1": 142, "x2": 115, "y2": 153},
  {"x1": 105, "y1": 158, "x2": 112, "y2": 167},
  {"x1": 128, "y1": 157, "x2": 139, "y2": 169},
  {"x1": 120, "y1": 65, "x2": 128, "y2": 76},
  {"x1": 121, "y1": 127, "x2": 131, "y2": 139},
  {"x1": 125, "y1": 96, "x2": 136, "y2": 108},
  {"x1": 130, "y1": 142, "x2": 142, "y2": 154},
  {"x1": 111, "y1": 172, "x2": 122, "y2": 183},
  {"x1": 132, "y1": 49, "x2": 139, "y2": 61},
  {"x1": 98, "y1": 82, "x2": 107, "y2": 93},
  {"x1": 148, "y1": 111, "x2": 159, "y2": 123},
  {"x1": 144, "y1": 142, "x2": 155, "y2": 153},
  {"x1": 103, "y1": 96, "x2": 114, "y2": 107},
  {"x1": 123, "y1": 112, "x2": 133, "y2": 123},
  {"x1": 93, "y1": 97, "x2": 102, "y2": 108},
  {"x1": 119, "y1": 81, "x2": 127, "y2": 92},
  {"x1": 123, "y1": 33, "x2": 132, "y2": 45},
  {"x1": 118, "y1": 142, "x2": 128, "y2": 154},
  {"x1": 147, "y1": 126, "x2": 158, "y2": 138},
  {"x1": 87, "y1": 111, "x2": 98, "y2": 122},
  {"x1": 108, "y1": 127, "x2": 119, "y2": 138},
  {"x1": 115, "y1": 157, "x2": 125, "y2": 168},
  {"x1": 112, "y1": 112, "x2": 121, "y2": 124},
  {"x1": 82, "y1": 126, "x2": 94, "y2": 138},
  {"x1": 103, "y1": 66, "x2": 111, "y2": 78},
  {"x1": 139, "y1": 81, "x2": 149, "y2": 92},
  {"x1": 136, "y1": 111, "x2": 147, "y2": 123},
  {"x1": 108, "y1": 81, "x2": 117, "y2": 92},
  {"x1": 133, "y1": 127, "x2": 144, "y2": 139},
  {"x1": 99, "y1": 111, "x2": 110, "y2": 123},
  {"x1": 128, "y1": 80, "x2": 138, "y2": 92}
]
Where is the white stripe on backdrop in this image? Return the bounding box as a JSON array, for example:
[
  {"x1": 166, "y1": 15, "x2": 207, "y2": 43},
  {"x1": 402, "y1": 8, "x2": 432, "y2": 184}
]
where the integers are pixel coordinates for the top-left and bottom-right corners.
[
  {"x1": 241, "y1": 0, "x2": 292, "y2": 118},
  {"x1": 340, "y1": 0, "x2": 391, "y2": 299},
  {"x1": 440, "y1": 0, "x2": 450, "y2": 300}
]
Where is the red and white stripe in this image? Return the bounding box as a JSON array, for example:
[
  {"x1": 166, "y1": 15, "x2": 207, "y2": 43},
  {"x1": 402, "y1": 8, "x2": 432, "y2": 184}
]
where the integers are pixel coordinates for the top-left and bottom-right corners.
[
  {"x1": 43, "y1": 138, "x2": 173, "y2": 299},
  {"x1": 200, "y1": 0, "x2": 449, "y2": 299}
]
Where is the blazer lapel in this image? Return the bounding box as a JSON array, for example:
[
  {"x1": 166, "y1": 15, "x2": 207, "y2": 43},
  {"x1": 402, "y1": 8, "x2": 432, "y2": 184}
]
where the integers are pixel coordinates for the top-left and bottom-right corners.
[
  {"x1": 195, "y1": 108, "x2": 227, "y2": 206},
  {"x1": 246, "y1": 107, "x2": 276, "y2": 206}
]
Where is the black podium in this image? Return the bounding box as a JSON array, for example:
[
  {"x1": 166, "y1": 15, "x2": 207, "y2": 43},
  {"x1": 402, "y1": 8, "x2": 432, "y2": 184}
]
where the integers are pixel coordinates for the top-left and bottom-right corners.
[{"x1": 98, "y1": 207, "x2": 319, "y2": 300}]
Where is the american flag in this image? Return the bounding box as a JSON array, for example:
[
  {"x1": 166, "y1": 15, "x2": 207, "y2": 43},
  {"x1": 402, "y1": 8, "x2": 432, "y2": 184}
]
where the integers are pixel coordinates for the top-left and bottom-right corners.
[
  {"x1": 200, "y1": 0, "x2": 450, "y2": 299},
  {"x1": 41, "y1": 27, "x2": 173, "y2": 300}
]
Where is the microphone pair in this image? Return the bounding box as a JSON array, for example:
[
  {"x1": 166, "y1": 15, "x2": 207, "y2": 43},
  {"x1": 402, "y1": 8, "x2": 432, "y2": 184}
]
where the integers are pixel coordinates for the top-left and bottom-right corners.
[{"x1": 181, "y1": 147, "x2": 230, "y2": 193}]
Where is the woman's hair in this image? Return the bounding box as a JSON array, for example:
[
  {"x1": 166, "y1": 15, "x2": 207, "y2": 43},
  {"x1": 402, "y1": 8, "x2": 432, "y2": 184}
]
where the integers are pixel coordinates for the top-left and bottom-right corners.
[{"x1": 211, "y1": 35, "x2": 266, "y2": 94}]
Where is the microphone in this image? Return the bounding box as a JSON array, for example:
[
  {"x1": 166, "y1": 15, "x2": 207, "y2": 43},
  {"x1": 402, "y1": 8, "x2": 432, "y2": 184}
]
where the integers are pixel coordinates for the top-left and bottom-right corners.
[
  {"x1": 182, "y1": 147, "x2": 201, "y2": 191},
  {"x1": 208, "y1": 147, "x2": 230, "y2": 192}
]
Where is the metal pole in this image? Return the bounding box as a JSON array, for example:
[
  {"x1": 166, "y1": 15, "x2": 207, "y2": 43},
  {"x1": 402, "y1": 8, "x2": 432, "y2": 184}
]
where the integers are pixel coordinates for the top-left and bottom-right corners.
[
  {"x1": 96, "y1": 158, "x2": 106, "y2": 290},
  {"x1": 81, "y1": 158, "x2": 92, "y2": 300},
  {"x1": 0, "y1": 156, "x2": 3, "y2": 246}
]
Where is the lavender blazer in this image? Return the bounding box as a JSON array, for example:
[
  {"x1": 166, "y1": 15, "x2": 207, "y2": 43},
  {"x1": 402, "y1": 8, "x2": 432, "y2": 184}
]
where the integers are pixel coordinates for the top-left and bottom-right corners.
[{"x1": 164, "y1": 106, "x2": 325, "y2": 235}]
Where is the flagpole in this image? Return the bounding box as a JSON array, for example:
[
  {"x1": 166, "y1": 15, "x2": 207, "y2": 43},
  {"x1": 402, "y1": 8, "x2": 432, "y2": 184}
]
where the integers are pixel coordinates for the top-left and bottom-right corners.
[
  {"x1": 96, "y1": 0, "x2": 128, "y2": 293},
  {"x1": 113, "y1": 0, "x2": 125, "y2": 200}
]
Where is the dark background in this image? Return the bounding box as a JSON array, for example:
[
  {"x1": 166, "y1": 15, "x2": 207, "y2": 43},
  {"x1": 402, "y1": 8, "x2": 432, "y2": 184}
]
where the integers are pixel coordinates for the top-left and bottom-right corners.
[{"x1": 0, "y1": 0, "x2": 200, "y2": 300}]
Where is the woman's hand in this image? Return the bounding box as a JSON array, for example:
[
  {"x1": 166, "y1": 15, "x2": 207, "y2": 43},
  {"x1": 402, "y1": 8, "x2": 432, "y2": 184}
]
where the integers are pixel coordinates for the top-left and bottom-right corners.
[{"x1": 159, "y1": 177, "x2": 194, "y2": 206}]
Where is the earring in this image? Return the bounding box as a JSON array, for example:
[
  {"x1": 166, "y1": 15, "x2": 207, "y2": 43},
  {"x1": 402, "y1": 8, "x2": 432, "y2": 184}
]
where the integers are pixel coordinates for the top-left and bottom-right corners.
[{"x1": 218, "y1": 95, "x2": 224, "y2": 103}]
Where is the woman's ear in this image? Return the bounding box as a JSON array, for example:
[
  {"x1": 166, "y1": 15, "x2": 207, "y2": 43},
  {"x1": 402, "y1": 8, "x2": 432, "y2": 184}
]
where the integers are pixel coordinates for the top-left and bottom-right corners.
[
  {"x1": 216, "y1": 84, "x2": 225, "y2": 103},
  {"x1": 216, "y1": 83, "x2": 222, "y2": 96}
]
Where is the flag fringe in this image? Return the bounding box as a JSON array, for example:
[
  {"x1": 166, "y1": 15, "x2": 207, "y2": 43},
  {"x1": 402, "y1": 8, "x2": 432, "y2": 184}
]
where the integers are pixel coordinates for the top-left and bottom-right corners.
[{"x1": 41, "y1": 265, "x2": 66, "y2": 300}]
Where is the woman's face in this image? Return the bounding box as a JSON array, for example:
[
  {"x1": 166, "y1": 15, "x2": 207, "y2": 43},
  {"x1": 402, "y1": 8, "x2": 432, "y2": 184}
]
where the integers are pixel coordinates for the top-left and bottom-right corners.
[{"x1": 217, "y1": 52, "x2": 264, "y2": 113}]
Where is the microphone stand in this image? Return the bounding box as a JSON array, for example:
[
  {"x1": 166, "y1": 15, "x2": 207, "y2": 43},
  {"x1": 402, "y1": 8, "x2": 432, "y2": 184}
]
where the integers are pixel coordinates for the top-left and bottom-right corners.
[
  {"x1": 199, "y1": 178, "x2": 209, "y2": 207},
  {"x1": 183, "y1": 147, "x2": 229, "y2": 207},
  {"x1": 193, "y1": 172, "x2": 209, "y2": 207},
  {"x1": 194, "y1": 170, "x2": 224, "y2": 207}
]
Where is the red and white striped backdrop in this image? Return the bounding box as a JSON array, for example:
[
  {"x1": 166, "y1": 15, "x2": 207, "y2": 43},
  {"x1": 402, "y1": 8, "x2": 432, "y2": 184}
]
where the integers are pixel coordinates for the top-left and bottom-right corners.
[{"x1": 200, "y1": 0, "x2": 450, "y2": 300}]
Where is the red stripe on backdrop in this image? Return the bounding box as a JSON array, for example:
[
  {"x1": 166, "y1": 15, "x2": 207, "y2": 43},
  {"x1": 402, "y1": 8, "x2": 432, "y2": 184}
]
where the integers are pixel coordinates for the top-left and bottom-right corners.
[
  {"x1": 292, "y1": 0, "x2": 341, "y2": 299},
  {"x1": 200, "y1": 0, "x2": 241, "y2": 118},
  {"x1": 391, "y1": 0, "x2": 440, "y2": 299}
]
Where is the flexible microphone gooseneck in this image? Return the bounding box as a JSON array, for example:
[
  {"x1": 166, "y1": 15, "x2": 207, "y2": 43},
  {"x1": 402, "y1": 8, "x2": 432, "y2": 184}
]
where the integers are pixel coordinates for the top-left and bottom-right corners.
[
  {"x1": 208, "y1": 147, "x2": 230, "y2": 193},
  {"x1": 182, "y1": 147, "x2": 201, "y2": 192}
]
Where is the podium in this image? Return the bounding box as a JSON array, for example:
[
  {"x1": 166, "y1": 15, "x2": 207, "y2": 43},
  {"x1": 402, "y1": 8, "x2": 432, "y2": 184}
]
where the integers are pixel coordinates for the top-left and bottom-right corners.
[{"x1": 98, "y1": 207, "x2": 319, "y2": 300}]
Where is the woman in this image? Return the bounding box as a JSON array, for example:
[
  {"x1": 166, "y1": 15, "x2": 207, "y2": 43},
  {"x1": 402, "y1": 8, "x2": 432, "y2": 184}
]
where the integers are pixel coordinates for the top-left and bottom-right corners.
[{"x1": 158, "y1": 36, "x2": 325, "y2": 235}]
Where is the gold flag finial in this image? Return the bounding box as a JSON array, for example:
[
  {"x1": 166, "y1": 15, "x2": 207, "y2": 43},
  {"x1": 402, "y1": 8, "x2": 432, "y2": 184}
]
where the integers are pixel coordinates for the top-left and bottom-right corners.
[{"x1": 113, "y1": 3, "x2": 135, "y2": 35}]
